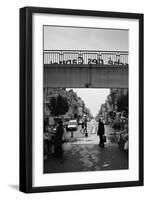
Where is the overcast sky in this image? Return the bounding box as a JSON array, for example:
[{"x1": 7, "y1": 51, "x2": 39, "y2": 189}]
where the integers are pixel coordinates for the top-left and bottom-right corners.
[
  {"x1": 44, "y1": 26, "x2": 128, "y2": 51},
  {"x1": 44, "y1": 26, "x2": 128, "y2": 116},
  {"x1": 68, "y1": 88, "x2": 110, "y2": 117}
]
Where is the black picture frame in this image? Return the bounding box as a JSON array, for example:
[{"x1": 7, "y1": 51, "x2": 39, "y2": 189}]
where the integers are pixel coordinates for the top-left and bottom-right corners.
[{"x1": 19, "y1": 6, "x2": 144, "y2": 193}]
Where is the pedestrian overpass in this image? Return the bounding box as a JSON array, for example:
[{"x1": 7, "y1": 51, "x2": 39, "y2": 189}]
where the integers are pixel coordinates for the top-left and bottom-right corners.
[{"x1": 44, "y1": 50, "x2": 128, "y2": 88}]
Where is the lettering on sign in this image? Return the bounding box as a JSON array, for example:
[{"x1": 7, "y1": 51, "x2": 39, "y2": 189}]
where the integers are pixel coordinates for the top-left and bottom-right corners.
[{"x1": 44, "y1": 51, "x2": 129, "y2": 66}]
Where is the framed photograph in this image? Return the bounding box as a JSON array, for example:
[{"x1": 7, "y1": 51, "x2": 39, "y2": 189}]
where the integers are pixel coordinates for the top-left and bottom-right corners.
[{"x1": 19, "y1": 7, "x2": 144, "y2": 193}]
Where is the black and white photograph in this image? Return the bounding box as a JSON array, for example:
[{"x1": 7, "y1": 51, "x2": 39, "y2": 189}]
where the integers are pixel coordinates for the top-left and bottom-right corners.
[
  {"x1": 43, "y1": 26, "x2": 129, "y2": 173},
  {"x1": 19, "y1": 7, "x2": 143, "y2": 193}
]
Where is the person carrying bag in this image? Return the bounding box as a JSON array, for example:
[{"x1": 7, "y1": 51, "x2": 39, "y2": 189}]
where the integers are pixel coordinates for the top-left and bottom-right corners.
[
  {"x1": 103, "y1": 135, "x2": 106, "y2": 143},
  {"x1": 97, "y1": 119, "x2": 105, "y2": 148}
]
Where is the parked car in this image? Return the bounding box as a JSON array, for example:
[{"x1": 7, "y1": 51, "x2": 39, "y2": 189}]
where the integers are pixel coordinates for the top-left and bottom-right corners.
[{"x1": 66, "y1": 120, "x2": 78, "y2": 132}]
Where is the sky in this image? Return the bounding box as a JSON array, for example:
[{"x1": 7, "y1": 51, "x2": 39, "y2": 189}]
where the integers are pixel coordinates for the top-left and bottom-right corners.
[
  {"x1": 44, "y1": 26, "x2": 129, "y2": 51},
  {"x1": 68, "y1": 88, "x2": 110, "y2": 117},
  {"x1": 44, "y1": 26, "x2": 128, "y2": 116}
]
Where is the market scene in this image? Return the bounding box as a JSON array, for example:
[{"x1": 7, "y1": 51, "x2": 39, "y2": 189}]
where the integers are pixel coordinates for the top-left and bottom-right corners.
[
  {"x1": 43, "y1": 88, "x2": 128, "y2": 173},
  {"x1": 43, "y1": 26, "x2": 129, "y2": 173}
]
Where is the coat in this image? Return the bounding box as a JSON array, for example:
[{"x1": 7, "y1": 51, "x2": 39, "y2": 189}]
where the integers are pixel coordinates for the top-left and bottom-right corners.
[
  {"x1": 54, "y1": 125, "x2": 64, "y2": 147},
  {"x1": 97, "y1": 122, "x2": 105, "y2": 136}
]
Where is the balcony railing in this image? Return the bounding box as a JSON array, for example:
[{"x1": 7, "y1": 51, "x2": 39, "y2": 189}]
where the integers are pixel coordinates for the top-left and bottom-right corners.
[{"x1": 44, "y1": 50, "x2": 129, "y2": 66}]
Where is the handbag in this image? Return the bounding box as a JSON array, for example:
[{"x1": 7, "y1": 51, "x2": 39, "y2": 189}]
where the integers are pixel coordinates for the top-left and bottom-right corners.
[{"x1": 103, "y1": 135, "x2": 106, "y2": 143}]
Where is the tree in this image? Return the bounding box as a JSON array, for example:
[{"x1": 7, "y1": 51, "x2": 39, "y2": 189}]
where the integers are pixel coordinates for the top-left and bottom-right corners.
[
  {"x1": 116, "y1": 93, "x2": 128, "y2": 113},
  {"x1": 108, "y1": 111, "x2": 116, "y2": 119},
  {"x1": 48, "y1": 95, "x2": 69, "y2": 116}
]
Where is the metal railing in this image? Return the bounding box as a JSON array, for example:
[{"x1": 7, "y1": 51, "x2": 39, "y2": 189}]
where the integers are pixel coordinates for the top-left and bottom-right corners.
[{"x1": 44, "y1": 50, "x2": 129, "y2": 66}]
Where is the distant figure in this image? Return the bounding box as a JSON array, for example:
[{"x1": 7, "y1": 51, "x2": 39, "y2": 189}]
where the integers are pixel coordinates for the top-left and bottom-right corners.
[
  {"x1": 80, "y1": 120, "x2": 84, "y2": 133},
  {"x1": 97, "y1": 119, "x2": 105, "y2": 147},
  {"x1": 108, "y1": 57, "x2": 113, "y2": 65},
  {"x1": 84, "y1": 118, "x2": 87, "y2": 130},
  {"x1": 84, "y1": 117, "x2": 88, "y2": 137},
  {"x1": 54, "y1": 120, "x2": 64, "y2": 157}
]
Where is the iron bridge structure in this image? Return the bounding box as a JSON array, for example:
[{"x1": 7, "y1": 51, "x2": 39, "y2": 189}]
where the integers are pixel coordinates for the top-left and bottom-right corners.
[{"x1": 43, "y1": 50, "x2": 129, "y2": 88}]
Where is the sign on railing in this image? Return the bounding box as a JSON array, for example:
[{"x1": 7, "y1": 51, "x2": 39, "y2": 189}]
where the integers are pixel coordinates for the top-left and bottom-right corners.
[{"x1": 44, "y1": 50, "x2": 129, "y2": 66}]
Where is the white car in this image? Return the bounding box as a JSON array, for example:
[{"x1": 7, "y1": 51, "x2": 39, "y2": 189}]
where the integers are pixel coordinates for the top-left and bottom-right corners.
[{"x1": 66, "y1": 120, "x2": 78, "y2": 132}]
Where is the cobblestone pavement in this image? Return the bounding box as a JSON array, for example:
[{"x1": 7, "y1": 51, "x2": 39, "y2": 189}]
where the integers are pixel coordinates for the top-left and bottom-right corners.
[{"x1": 44, "y1": 120, "x2": 128, "y2": 173}]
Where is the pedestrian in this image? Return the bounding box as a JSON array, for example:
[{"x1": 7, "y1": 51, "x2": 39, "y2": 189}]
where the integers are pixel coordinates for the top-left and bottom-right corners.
[
  {"x1": 54, "y1": 120, "x2": 64, "y2": 157},
  {"x1": 97, "y1": 119, "x2": 105, "y2": 147},
  {"x1": 84, "y1": 117, "x2": 88, "y2": 137},
  {"x1": 80, "y1": 120, "x2": 84, "y2": 133},
  {"x1": 43, "y1": 132, "x2": 50, "y2": 157},
  {"x1": 84, "y1": 117, "x2": 87, "y2": 132}
]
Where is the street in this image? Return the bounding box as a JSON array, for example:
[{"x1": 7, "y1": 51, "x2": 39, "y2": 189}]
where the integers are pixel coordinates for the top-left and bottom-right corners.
[{"x1": 44, "y1": 119, "x2": 128, "y2": 173}]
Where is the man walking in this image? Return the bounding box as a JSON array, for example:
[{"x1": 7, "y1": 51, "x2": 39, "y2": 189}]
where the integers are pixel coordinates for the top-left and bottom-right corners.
[
  {"x1": 84, "y1": 117, "x2": 88, "y2": 137},
  {"x1": 97, "y1": 119, "x2": 105, "y2": 147}
]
